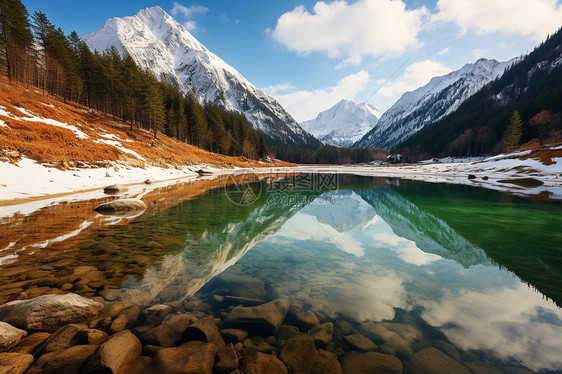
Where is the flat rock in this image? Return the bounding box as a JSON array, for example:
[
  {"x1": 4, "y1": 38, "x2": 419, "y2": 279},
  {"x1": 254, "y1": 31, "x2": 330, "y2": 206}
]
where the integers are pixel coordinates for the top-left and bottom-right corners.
[
  {"x1": 341, "y1": 351, "x2": 403, "y2": 374},
  {"x1": 213, "y1": 273, "x2": 266, "y2": 299},
  {"x1": 309, "y1": 322, "x2": 333, "y2": 348},
  {"x1": 360, "y1": 322, "x2": 413, "y2": 359},
  {"x1": 182, "y1": 316, "x2": 225, "y2": 347},
  {"x1": 343, "y1": 334, "x2": 377, "y2": 351},
  {"x1": 0, "y1": 321, "x2": 27, "y2": 352},
  {"x1": 241, "y1": 351, "x2": 288, "y2": 374},
  {"x1": 103, "y1": 184, "x2": 128, "y2": 194},
  {"x1": 279, "y1": 334, "x2": 317, "y2": 373},
  {"x1": 220, "y1": 328, "x2": 248, "y2": 343},
  {"x1": 223, "y1": 299, "x2": 289, "y2": 336},
  {"x1": 94, "y1": 199, "x2": 146, "y2": 214},
  {"x1": 0, "y1": 293, "x2": 103, "y2": 332},
  {"x1": 109, "y1": 306, "x2": 139, "y2": 333},
  {"x1": 30, "y1": 344, "x2": 97, "y2": 374},
  {"x1": 381, "y1": 323, "x2": 423, "y2": 343},
  {"x1": 279, "y1": 333, "x2": 341, "y2": 374},
  {"x1": 140, "y1": 314, "x2": 191, "y2": 347},
  {"x1": 82, "y1": 330, "x2": 142, "y2": 374},
  {"x1": 140, "y1": 341, "x2": 217, "y2": 374},
  {"x1": 142, "y1": 304, "x2": 172, "y2": 325},
  {"x1": 0, "y1": 352, "x2": 34, "y2": 374},
  {"x1": 409, "y1": 347, "x2": 470, "y2": 374},
  {"x1": 294, "y1": 310, "x2": 319, "y2": 330}
]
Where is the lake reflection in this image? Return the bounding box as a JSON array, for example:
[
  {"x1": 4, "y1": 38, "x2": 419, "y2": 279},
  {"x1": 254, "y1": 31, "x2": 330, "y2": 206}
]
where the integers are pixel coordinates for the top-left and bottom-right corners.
[
  {"x1": 235, "y1": 188, "x2": 562, "y2": 371},
  {"x1": 1, "y1": 175, "x2": 561, "y2": 372}
]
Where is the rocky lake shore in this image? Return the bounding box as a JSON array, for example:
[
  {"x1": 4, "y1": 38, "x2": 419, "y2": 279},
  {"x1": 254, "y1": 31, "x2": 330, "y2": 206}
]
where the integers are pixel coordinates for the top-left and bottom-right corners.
[{"x1": 0, "y1": 257, "x2": 533, "y2": 374}]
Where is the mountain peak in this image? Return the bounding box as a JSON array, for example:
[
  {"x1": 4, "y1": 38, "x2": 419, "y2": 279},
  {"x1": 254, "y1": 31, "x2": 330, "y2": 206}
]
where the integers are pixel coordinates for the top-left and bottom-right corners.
[
  {"x1": 301, "y1": 99, "x2": 379, "y2": 147},
  {"x1": 355, "y1": 56, "x2": 517, "y2": 149},
  {"x1": 83, "y1": 7, "x2": 316, "y2": 146}
]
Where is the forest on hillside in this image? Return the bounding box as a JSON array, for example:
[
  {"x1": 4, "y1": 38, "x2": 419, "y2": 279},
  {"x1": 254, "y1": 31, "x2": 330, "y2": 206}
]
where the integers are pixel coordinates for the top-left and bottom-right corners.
[
  {"x1": 0, "y1": 0, "x2": 382, "y2": 165},
  {"x1": 394, "y1": 27, "x2": 562, "y2": 161},
  {"x1": 0, "y1": 0, "x2": 269, "y2": 158}
]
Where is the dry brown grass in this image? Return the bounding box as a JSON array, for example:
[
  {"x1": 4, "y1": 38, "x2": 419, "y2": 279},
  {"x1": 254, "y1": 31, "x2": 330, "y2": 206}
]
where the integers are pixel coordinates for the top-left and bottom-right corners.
[
  {"x1": 519, "y1": 148, "x2": 562, "y2": 166},
  {"x1": 0, "y1": 74, "x2": 293, "y2": 169}
]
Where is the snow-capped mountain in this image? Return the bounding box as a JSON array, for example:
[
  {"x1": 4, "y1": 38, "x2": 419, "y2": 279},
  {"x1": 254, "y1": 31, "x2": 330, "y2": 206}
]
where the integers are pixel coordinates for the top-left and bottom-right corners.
[
  {"x1": 355, "y1": 58, "x2": 517, "y2": 150},
  {"x1": 300, "y1": 99, "x2": 380, "y2": 147},
  {"x1": 83, "y1": 6, "x2": 316, "y2": 146}
]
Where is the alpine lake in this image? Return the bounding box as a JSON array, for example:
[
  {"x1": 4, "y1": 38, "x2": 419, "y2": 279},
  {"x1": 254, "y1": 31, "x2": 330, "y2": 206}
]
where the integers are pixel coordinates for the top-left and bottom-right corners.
[{"x1": 1, "y1": 173, "x2": 561, "y2": 373}]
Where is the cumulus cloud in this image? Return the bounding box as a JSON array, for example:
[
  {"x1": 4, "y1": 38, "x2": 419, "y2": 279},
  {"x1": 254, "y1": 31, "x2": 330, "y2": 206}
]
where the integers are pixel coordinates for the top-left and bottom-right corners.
[
  {"x1": 434, "y1": 0, "x2": 562, "y2": 42},
  {"x1": 377, "y1": 60, "x2": 452, "y2": 97},
  {"x1": 272, "y1": 71, "x2": 370, "y2": 122},
  {"x1": 270, "y1": 0, "x2": 429, "y2": 64},
  {"x1": 170, "y1": 2, "x2": 209, "y2": 31}
]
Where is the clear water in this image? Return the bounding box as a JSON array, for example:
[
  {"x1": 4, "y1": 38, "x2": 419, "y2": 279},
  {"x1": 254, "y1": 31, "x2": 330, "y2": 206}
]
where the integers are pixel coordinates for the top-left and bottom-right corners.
[{"x1": 2, "y1": 174, "x2": 562, "y2": 372}]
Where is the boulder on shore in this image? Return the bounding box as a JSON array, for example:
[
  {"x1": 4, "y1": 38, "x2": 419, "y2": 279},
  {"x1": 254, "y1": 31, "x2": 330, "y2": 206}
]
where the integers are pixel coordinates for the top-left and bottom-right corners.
[
  {"x1": 103, "y1": 184, "x2": 128, "y2": 194},
  {"x1": 94, "y1": 199, "x2": 146, "y2": 214},
  {"x1": 0, "y1": 293, "x2": 103, "y2": 333}
]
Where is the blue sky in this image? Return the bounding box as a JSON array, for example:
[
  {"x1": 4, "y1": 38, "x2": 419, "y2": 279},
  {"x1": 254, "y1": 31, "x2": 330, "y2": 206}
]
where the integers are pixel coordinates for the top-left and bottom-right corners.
[{"x1": 23, "y1": 0, "x2": 562, "y2": 122}]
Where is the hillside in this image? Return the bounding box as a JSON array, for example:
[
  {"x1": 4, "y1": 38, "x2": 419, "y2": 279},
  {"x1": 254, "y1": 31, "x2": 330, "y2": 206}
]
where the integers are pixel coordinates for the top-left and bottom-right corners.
[
  {"x1": 395, "y1": 27, "x2": 562, "y2": 160},
  {"x1": 0, "y1": 74, "x2": 291, "y2": 203}
]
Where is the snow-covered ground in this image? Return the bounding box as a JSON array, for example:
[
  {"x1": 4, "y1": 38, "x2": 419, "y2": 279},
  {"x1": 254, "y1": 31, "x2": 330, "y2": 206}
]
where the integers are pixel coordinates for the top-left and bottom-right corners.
[
  {"x1": 0, "y1": 157, "x2": 236, "y2": 219},
  {"x1": 253, "y1": 152, "x2": 562, "y2": 200}
]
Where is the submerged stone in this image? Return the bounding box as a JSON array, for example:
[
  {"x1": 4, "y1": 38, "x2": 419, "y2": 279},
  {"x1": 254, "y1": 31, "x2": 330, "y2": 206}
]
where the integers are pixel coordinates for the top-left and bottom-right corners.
[
  {"x1": 223, "y1": 299, "x2": 289, "y2": 336},
  {"x1": 340, "y1": 351, "x2": 403, "y2": 374},
  {"x1": 0, "y1": 293, "x2": 103, "y2": 332},
  {"x1": 409, "y1": 347, "x2": 470, "y2": 374},
  {"x1": 0, "y1": 322, "x2": 27, "y2": 352}
]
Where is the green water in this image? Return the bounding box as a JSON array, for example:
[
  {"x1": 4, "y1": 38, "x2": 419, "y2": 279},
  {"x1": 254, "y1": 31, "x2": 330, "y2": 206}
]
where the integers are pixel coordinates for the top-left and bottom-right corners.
[{"x1": 3, "y1": 175, "x2": 562, "y2": 372}]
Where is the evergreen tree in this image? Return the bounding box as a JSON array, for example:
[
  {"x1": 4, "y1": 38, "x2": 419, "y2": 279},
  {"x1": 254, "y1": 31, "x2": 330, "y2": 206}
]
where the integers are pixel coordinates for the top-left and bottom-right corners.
[
  {"x1": 504, "y1": 110, "x2": 523, "y2": 152},
  {"x1": 0, "y1": 0, "x2": 34, "y2": 81}
]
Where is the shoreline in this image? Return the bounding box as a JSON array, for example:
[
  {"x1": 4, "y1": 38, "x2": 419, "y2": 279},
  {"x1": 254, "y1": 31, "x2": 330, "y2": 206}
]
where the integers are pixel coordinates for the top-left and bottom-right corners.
[{"x1": 1, "y1": 152, "x2": 561, "y2": 220}]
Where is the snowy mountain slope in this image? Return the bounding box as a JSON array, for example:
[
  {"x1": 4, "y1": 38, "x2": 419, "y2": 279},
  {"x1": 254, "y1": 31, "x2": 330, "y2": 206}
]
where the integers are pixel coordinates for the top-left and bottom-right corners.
[
  {"x1": 357, "y1": 189, "x2": 492, "y2": 268},
  {"x1": 300, "y1": 99, "x2": 380, "y2": 147},
  {"x1": 355, "y1": 58, "x2": 517, "y2": 150},
  {"x1": 83, "y1": 6, "x2": 316, "y2": 146}
]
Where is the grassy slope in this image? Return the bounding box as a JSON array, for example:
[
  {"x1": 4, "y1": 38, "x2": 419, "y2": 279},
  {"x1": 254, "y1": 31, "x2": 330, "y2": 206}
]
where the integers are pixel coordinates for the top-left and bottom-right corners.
[{"x1": 0, "y1": 74, "x2": 292, "y2": 170}]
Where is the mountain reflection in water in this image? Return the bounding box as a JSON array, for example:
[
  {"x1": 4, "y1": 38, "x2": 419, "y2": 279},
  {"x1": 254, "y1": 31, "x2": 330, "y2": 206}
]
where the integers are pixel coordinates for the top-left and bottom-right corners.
[{"x1": 1, "y1": 175, "x2": 561, "y2": 372}]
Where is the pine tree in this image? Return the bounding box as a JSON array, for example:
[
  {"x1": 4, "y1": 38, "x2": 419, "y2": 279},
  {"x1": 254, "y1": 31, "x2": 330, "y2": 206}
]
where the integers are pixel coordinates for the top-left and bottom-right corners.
[
  {"x1": 504, "y1": 110, "x2": 523, "y2": 152},
  {"x1": 0, "y1": 0, "x2": 34, "y2": 82}
]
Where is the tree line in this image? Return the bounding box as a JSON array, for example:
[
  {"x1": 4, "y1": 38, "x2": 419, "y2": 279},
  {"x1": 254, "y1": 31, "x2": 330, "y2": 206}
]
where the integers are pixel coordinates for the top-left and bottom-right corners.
[{"x1": 0, "y1": 0, "x2": 268, "y2": 158}]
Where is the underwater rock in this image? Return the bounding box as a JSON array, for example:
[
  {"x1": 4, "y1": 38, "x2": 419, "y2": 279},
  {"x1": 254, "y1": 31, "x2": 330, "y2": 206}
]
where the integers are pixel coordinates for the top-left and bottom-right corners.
[{"x1": 0, "y1": 293, "x2": 103, "y2": 332}]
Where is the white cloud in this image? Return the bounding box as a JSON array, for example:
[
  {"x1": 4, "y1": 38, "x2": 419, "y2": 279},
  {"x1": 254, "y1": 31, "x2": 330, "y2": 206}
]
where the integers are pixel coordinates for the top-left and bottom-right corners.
[
  {"x1": 170, "y1": 2, "x2": 209, "y2": 32},
  {"x1": 434, "y1": 0, "x2": 562, "y2": 42},
  {"x1": 437, "y1": 47, "x2": 450, "y2": 56},
  {"x1": 272, "y1": 70, "x2": 370, "y2": 122},
  {"x1": 270, "y1": 0, "x2": 429, "y2": 64},
  {"x1": 377, "y1": 59, "x2": 452, "y2": 98},
  {"x1": 262, "y1": 83, "x2": 295, "y2": 95}
]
